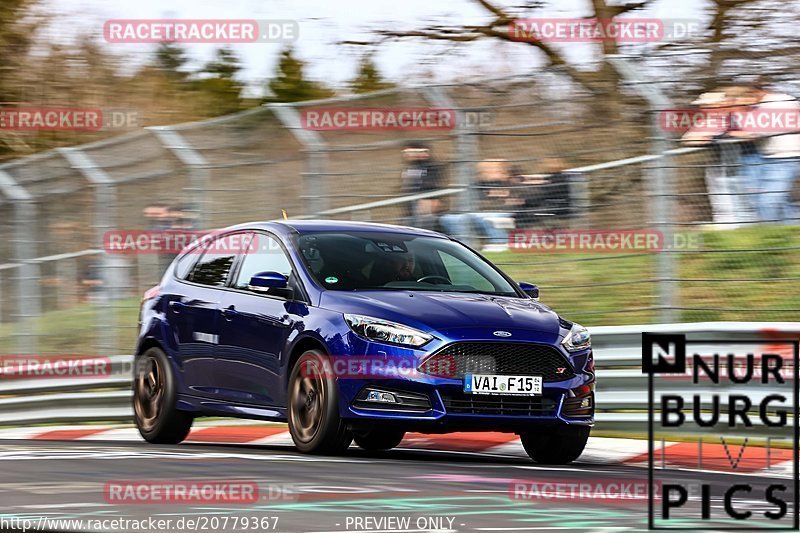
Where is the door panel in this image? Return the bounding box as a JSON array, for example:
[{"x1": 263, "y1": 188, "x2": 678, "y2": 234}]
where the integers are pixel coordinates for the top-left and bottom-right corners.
[
  {"x1": 217, "y1": 293, "x2": 293, "y2": 404},
  {"x1": 216, "y1": 233, "x2": 299, "y2": 405},
  {"x1": 170, "y1": 287, "x2": 220, "y2": 396},
  {"x1": 170, "y1": 233, "x2": 243, "y2": 398}
]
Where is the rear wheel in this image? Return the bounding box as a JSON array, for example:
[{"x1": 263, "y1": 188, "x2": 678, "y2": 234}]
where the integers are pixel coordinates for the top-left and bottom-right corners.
[
  {"x1": 354, "y1": 429, "x2": 405, "y2": 451},
  {"x1": 133, "y1": 347, "x2": 193, "y2": 444},
  {"x1": 287, "y1": 350, "x2": 352, "y2": 454},
  {"x1": 520, "y1": 425, "x2": 590, "y2": 464}
]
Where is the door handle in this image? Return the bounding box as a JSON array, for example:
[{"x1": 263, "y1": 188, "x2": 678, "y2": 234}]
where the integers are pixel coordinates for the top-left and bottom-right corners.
[{"x1": 221, "y1": 305, "x2": 238, "y2": 321}]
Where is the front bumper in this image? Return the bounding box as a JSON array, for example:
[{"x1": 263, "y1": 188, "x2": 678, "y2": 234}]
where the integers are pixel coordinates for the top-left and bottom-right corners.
[
  {"x1": 341, "y1": 380, "x2": 594, "y2": 432},
  {"x1": 335, "y1": 328, "x2": 595, "y2": 432}
]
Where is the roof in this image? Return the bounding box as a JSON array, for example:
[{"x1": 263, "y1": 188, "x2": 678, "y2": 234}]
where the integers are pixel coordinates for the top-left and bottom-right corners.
[
  {"x1": 274, "y1": 219, "x2": 448, "y2": 237},
  {"x1": 212, "y1": 219, "x2": 449, "y2": 241}
]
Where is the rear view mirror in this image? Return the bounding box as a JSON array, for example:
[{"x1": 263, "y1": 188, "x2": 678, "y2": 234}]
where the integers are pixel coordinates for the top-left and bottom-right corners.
[
  {"x1": 249, "y1": 271, "x2": 288, "y2": 293},
  {"x1": 518, "y1": 282, "x2": 539, "y2": 300}
]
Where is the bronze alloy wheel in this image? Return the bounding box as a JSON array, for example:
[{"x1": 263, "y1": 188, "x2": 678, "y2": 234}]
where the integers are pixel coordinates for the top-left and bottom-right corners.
[
  {"x1": 132, "y1": 347, "x2": 193, "y2": 444},
  {"x1": 287, "y1": 349, "x2": 352, "y2": 454},
  {"x1": 289, "y1": 358, "x2": 326, "y2": 443},
  {"x1": 134, "y1": 354, "x2": 165, "y2": 432}
]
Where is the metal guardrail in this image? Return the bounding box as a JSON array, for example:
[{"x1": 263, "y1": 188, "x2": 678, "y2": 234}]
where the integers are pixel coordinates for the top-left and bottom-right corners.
[
  {"x1": 296, "y1": 187, "x2": 467, "y2": 221},
  {"x1": 1, "y1": 323, "x2": 797, "y2": 440}
]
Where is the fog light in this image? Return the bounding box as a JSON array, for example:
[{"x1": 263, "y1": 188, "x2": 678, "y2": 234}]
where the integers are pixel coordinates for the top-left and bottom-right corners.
[
  {"x1": 353, "y1": 387, "x2": 431, "y2": 412},
  {"x1": 580, "y1": 397, "x2": 592, "y2": 409},
  {"x1": 366, "y1": 390, "x2": 397, "y2": 403}
]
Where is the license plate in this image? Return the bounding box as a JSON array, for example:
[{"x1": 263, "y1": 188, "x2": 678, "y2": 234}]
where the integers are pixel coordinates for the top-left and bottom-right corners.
[{"x1": 463, "y1": 374, "x2": 542, "y2": 396}]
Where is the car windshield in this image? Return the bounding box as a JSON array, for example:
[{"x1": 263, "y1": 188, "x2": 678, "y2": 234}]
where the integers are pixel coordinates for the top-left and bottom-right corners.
[{"x1": 296, "y1": 231, "x2": 520, "y2": 297}]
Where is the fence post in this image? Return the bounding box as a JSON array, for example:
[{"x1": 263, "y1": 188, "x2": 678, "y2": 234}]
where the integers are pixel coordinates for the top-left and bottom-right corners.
[
  {"x1": 59, "y1": 148, "x2": 118, "y2": 356},
  {"x1": 0, "y1": 171, "x2": 39, "y2": 354},
  {"x1": 148, "y1": 127, "x2": 210, "y2": 229},
  {"x1": 268, "y1": 104, "x2": 329, "y2": 216},
  {"x1": 609, "y1": 56, "x2": 677, "y2": 323},
  {"x1": 571, "y1": 174, "x2": 590, "y2": 229},
  {"x1": 58, "y1": 257, "x2": 78, "y2": 309},
  {"x1": 423, "y1": 86, "x2": 478, "y2": 244}
]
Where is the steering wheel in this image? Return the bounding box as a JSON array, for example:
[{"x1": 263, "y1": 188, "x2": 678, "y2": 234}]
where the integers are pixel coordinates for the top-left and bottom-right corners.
[{"x1": 416, "y1": 275, "x2": 451, "y2": 285}]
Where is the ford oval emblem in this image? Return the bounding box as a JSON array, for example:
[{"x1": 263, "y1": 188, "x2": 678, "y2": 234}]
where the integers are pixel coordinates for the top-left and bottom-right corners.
[{"x1": 493, "y1": 331, "x2": 512, "y2": 337}]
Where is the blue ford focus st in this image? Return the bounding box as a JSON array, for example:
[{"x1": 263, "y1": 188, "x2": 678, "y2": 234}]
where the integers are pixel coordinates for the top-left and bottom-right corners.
[{"x1": 134, "y1": 220, "x2": 594, "y2": 463}]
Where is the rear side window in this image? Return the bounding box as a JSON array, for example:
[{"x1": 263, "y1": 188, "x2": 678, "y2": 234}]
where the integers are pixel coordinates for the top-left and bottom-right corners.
[
  {"x1": 174, "y1": 249, "x2": 200, "y2": 279},
  {"x1": 188, "y1": 233, "x2": 250, "y2": 287}
]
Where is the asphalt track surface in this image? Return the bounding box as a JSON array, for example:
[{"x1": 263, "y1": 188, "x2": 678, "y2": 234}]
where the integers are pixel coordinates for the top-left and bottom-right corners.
[{"x1": 1, "y1": 438, "x2": 796, "y2": 533}]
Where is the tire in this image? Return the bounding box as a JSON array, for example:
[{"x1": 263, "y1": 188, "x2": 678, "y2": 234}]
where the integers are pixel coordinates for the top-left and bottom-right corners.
[
  {"x1": 133, "y1": 347, "x2": 193, "y2": 444},
  {"x1": 353, "y1": 429, "x2": 405, "y2": 451},
  {"x1": 520, "y1": 425, "x2": 591, "y2": 464},
  {"x1": 287, "y1": 349, "x2": 352, "y2": 454}
]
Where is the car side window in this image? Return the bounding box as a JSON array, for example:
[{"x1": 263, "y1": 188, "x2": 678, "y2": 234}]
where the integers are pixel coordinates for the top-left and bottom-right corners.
[
  {"x1": 233, "y1": 234, "x2": 293, "y2": 291},
  {"x1": 174, "y1": 247, "x2": 202, "y2": 279},
  {"x1": 188, "y1": 233, "x2": 249, "y2": 287}
]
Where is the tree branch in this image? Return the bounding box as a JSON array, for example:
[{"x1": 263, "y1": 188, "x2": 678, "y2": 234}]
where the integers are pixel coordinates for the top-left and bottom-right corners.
[
  {"x1": 608, "y1": 1, "x2": 653, "y2": 17},
  {"x1": 474, "y1": 0, "x2": 513, "y2": 24},
  {"x1": 375, "y1": 29, "x2": 483, "y2": 42}
]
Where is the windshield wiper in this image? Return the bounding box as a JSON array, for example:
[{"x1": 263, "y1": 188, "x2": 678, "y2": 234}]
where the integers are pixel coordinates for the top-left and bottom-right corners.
[{"x1": 351, "y1": 287, "x2": 518, "y2": 297}]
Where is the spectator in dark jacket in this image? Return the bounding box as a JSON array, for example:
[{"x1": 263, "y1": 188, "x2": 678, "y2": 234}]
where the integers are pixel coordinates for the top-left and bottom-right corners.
[
  {"x1": 400, "y1": 141, "x2": 447, "y2": 228},
  {"x1": 514, "y1": 157, "x2": 576, "y2": 228}
]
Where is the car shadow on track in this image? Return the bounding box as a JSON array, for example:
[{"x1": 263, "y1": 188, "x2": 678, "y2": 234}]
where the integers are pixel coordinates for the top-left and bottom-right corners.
[{"x1": 152, "y1": 440, "x2": 624, "y2": 470}]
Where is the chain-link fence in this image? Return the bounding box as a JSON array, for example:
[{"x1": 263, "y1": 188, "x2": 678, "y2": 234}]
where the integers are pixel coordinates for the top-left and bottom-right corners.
[{"x1": 1, "y1": 55, "x2": 799, "y2": 356}]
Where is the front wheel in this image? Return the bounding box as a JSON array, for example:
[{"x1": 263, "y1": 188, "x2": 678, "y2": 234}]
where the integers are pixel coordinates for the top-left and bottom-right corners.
[
  {"x1": 520, "y1": 425, "x2": 590, "y2": 464},
  {"x1": 354, "y1": 429, "x2": 405, "y2": 451},
  {"x1": 133, "y1": 347, "x2": 193, "y2": 444},
  {"x1": 287, "y1": 350, "x2": 352, "y2": 454}
]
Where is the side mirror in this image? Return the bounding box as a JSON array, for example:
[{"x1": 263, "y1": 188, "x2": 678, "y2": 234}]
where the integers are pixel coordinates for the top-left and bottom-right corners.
[
  {"x1": 249, "y1": 271, "x2": 288, "y2": 293},
  {"x1": 518, "y1": 282, "x2": 539, "y2": 300}
]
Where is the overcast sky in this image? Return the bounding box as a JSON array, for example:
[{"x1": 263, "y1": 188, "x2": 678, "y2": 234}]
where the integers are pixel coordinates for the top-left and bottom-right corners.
[{"x1": 43, "y1": 0, "x2": 701, "y2": 95}]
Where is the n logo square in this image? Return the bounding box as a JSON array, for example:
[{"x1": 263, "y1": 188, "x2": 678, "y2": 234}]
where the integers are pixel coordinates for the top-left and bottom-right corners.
[{"x1": 642, "y1": 333, "x2": 686, "y2": 374}]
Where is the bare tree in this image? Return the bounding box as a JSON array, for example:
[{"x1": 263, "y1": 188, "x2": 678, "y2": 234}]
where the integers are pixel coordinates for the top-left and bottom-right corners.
[
  {"x1": 346, "y1": 0, "x2": 656, "y2": 114},
  {"x1": 347, "y1": 0, "x2": 800, "y2": 104}
]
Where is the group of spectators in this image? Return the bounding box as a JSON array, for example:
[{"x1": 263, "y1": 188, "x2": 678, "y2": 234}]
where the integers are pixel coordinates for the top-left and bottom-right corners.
[
  {"x1": 399, "y1": 76, "x2": 800, "y2": 245},
  {"x1": 682, "y1": 76, "x2": 800, "y2": 226},
  {"x1": 399, "y1": 141, "x2": 576, "y2": 251}
]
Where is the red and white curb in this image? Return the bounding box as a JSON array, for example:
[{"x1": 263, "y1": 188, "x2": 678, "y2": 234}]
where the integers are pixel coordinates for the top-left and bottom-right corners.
[{"x1": 0, "y1": 423, "x2": 792, "y2": 478}]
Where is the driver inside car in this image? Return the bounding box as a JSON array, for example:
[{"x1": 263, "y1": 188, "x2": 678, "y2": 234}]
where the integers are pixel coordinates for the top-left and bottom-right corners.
[
  {"x1": 391, "y1": 253, "x2": 416, "y2": 282},
  {"x1": 371, "y1": 253, "x2": 418, "y2": 285}
]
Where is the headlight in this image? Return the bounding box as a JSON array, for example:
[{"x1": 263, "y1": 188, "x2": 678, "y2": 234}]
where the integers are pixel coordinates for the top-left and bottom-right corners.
[
  {"x1": 344, "y1": 314, "x2": 432, "y2": 347},
  {"x1": 562, "y1": 323, "x2": 591, "y2": 352}
]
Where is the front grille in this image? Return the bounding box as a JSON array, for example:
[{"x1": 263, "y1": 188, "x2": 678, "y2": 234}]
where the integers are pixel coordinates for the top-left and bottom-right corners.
[
  {"x1": 419, "y1": 342, "x2": 575, "y2": 382},
  {"x1": 442, "y1": 392, "x2": 558, "y2": 416}
]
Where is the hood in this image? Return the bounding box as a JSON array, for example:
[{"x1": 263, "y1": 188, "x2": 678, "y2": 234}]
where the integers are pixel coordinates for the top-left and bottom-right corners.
[{"x1": 320, "y1": 290, "x2": 561, "y2": 335}]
